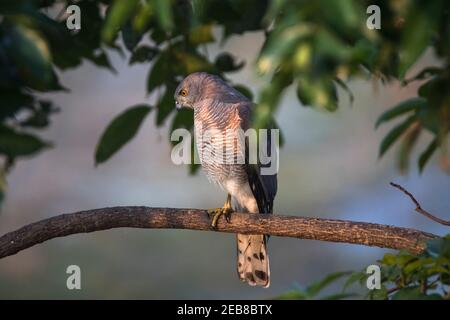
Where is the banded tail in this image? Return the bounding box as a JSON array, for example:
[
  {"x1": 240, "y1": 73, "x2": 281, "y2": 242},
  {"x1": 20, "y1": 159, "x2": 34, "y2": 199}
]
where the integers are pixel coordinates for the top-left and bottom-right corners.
[{"x1": 236, "y1": 234, "x2": 270, "y2": 287}]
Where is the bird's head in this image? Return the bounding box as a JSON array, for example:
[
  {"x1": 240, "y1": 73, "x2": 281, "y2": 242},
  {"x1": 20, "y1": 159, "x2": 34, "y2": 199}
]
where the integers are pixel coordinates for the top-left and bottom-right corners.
[
  {"x1": 174, "y1": 72, "x2": 206, "y2": 110},
  {"x1": 174, "y1": 72, "x2": 241, "y2": 110}
]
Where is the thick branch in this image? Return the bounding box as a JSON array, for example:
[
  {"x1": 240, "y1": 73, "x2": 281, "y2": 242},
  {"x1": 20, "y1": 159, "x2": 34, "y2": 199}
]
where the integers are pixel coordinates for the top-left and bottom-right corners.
[{"x1": 0, "y1": 207, "x2": 438, "y2": 259}]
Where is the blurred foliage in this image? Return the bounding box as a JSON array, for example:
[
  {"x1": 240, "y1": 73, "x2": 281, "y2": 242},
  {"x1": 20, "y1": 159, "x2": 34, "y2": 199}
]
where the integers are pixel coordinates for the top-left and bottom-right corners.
[
  {"x1": 258, "y1": 0, "x2": 450, "y2": 174},
  {"x1": 0, "y1": 0, "x2": 450, "y2": 205},
  {"x1": 274, "y1": 271, "x2": 357, "y2": 300},
  {"x1": 279, "y1": 235, "x2": 450, "y2": 300},
  {"x1": 353, "y1": 235, "x2": 450, "y2": 299}
]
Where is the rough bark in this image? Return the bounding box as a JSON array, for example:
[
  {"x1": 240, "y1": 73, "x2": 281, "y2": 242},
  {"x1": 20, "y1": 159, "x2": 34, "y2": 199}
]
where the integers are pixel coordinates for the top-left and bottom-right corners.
[{"x1": 0, "y1": 206, "x2": 437, "y2": 259}]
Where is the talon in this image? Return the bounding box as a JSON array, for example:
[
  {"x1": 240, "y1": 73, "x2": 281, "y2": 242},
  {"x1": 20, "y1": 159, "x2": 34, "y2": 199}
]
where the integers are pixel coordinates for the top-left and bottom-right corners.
[
  {"x1": 207, "y1": 208, "x2": 218, "y2": 215},
  {"x1": 206, "y1": 208, "x2": 221, "y2": 228},
  {"x1": 211, "y1": 210, "x2": 222, "y2": 228},
  {"x1": 225, "y1": 210, "x2": 232, "y2": 223},
  {"x1": 208, "y1": 194, "x2": 233, "y2": 227}
]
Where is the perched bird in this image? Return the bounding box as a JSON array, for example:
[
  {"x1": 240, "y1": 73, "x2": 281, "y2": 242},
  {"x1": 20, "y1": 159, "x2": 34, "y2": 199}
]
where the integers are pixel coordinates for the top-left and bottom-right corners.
[{"x1": 174, "y1": 72, "x2": 277, "y2": 287}]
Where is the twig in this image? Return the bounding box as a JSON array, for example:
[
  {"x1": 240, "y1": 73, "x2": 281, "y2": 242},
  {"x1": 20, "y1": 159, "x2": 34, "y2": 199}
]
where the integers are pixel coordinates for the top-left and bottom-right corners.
[
  {"x1": 386, "y1": 286, "x2": 400, "y2": 295},
  {"x1": 390, "y1": 182, "x2": 450, "y2": 226},
  {"x1": 0, "y1": 207, "x2": 437, "y2": 259}
]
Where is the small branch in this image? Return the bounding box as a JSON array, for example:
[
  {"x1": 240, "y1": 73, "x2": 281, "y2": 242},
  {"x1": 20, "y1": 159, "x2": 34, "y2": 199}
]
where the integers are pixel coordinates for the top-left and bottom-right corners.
[
  {"x1": 390, "y1": 182, "x2": 450, "y2": 226},
  {"x1": 387, "y1": 286, "x2": 400, "y2": 295},
  {"x1": 0, "y1": 207, "x2": 438, "y2": 259}
]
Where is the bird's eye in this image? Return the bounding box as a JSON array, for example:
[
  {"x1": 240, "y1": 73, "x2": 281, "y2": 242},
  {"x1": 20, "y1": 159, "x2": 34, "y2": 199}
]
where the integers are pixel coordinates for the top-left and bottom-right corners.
[{"x1": 180, "y1": 89, "x2": 188, "y2": 97}]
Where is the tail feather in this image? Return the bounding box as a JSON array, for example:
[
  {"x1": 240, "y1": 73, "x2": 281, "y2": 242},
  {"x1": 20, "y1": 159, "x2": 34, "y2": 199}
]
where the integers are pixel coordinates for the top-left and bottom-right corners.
[{"x1": 236, "y1": 234, "x2": 270, "y2": 287}]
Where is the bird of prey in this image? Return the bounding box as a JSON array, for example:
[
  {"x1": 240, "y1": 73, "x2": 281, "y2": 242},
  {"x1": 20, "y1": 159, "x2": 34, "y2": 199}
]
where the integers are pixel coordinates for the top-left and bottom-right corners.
[{"x1": 174, "y1": 72, "x2": 277, "y2": 287}]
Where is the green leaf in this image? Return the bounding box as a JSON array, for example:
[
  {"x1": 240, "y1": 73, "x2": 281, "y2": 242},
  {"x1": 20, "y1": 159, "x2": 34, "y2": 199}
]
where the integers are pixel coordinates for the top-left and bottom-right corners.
[
  {"x1": 0, "y1": 90, "x2": 34, "y2": 120},
  {"x1": 156, "y1": 85, "x2": 176, "y2": 126},
  {"x1": 418, "y1": 77, "x2": 436, "y2": 98},
  {"x1": 11, "y1": 11, "x2": 77, "y2": 69},
  {"x1": 21, "y1": 100, "x2": 59, "y2": 128},
  {"x1": 122, "y1": 21, "x2": 143, "y2": 52},
  {"x1": 173, "y1": 49, "x2": 216, "y2": 75},
  {"x1": 0, "y1": 125, "x2": 50, "y2": 157},
  {"x1": 418, "y1": 137, "x2": 438, "y2": 173},
  {"x1": 5, "y1": 21, "x2": 53, "y2": 90},
  {"x1": 274, "y1": 289, "x2": 308, "y2": 300},
  {"x1": 403, "y1": 257, "x2": 434, "y2": 275},
  {"x1": 321, "y1": 292, "x2": 357, "y2": 300},
  {"x1": 101, "y1": 0, "x2": 139, "y2": 43},
  {"x1": 0, "y1": 1, "x2": 37, "y2": 14},
  {"x1": 343, "y1": 271, "x2": 366, "y2": 292},
  {"x1": 87, "y1": 51, "x2": 116, "y2": 73},
  {"x1": 314, "y1": 27, "x2": 352, "y2": 61},
  {"x1": 170, "y1": 108, "x2": 193, "y2": 133},
  {"x1": 417, "y1": 76, "x2": 448, "y2": 134},
  {"x1": 153, "y1": 0, "x2": 174, "y2": 32},
  {"x1": 334, "y1": 78, "x2": 354, "y2": 105},
  {"x1": 351, "y1": 38, "x2": 378, "y2": 67},
  {"x1": 223, "y1": 0, "x2": 268, "y2": 37},
  {"x1": 319, "y1": 0, "x2": 362, "y2": 35},
  {"x1": 275, "y1": 271, "x2": 352, "y2": 300},
  {"x1": 426, "y1": 237, "x2": 450, "y2": 259},
  {"x1": 258, "y1": 24, "x2": 313, "y2": 74},
  {"x1": 305, "y1": 271, "x2": 351, "y2": 297},
  {"x1": 381, "y1": 265, "x2": 402, "y2": 283},
  {"x1": 441, "y1": 270, "x2": 450, "y2": 285},
  {"x1": 215, "y1": 53, "x2": 244, "y2": 73},
  {"x1": 380, "y1": 253, "x2": 397, "y2": 266},
  {"x1": 189, "y1": 138, "x2": 200, "y2": 175},
  {"x1": 378, "y1": 116, "x2": 416, "y2": 158},
  {"x1": 367, "y1": 286, "x2": 388, "y2": 300},
  {"x1": 397, "y1": 124, "x2": 420, "y2": 173},
  {"x1": 263, "y1": 0, "x2": 288, "y2": 22},
  {"x1": 188, "y1": 24, "x2": 215, "y2": 45},
  {"x1": 398, "y1": 5, "x2": 438, "y2": 78},
  {"x1": 393, "y1": 251, "x2": 417, "y2": 267},
  {"x1": 147, "y1": 52, "x2": 171, "y2": 93},
  {"x1": 133, "y1": 1, "x2": 154, "y2": 33},
  {"x1": 95, "y1": 105, "x2": 151, "y2": 165},
  {"x1": 403, "y1": 67, "x2": 442, "y2": 85},
  {"x1": 375, "y1": 98, "x2": 426, "y2": 129},
  {"x1": 296, "y1": 77, "x2": 338, "y2": 112},
  {"x1": 391, "y1": 287, "x2": 441, "y2": 300},
  {"x1": 254, "y1": 70, "x2": 293, "y2": 129},
  {"x1": 130, "y1": 46, "x2": 159, "y2": 65},
  {"x1": 189, "y1": 162, "x2": 201, "y2": 175}
]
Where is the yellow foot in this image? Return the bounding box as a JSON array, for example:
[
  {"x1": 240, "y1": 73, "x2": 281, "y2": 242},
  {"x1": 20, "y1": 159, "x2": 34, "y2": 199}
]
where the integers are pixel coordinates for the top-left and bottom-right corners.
[
  {"x1": 208, "y1": 194, "x2": 233, "y2": 227},
  {"x1": 207, "y1": 207, "x2": 233, "y2": 227}
]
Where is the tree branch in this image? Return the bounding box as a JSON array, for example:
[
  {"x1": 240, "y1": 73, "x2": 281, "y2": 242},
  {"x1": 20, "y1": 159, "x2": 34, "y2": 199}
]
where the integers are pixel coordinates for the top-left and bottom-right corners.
[
  {"x1": 390, "y1": 182, "x2": 450, "y2": 226},
  {"x1": 0, "y1": 207, "x2": 438, "y2": 259}
]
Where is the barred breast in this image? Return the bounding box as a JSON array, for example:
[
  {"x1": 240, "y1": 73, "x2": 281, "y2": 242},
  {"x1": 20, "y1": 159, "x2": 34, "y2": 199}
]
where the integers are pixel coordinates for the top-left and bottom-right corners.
[{"x1": 193, "y1": 99, "x2": 248, "y2": 188}]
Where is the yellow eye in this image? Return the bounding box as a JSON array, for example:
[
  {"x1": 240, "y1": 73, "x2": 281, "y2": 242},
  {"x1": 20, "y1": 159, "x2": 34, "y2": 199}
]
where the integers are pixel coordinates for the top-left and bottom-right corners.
[{"x1": 180, "y1": 89, "x2": 188, "y2": 97}]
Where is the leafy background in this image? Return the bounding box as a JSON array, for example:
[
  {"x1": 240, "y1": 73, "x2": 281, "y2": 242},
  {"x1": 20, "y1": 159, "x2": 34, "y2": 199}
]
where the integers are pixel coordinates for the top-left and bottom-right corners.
[{"x1": 0, "y1": 0, "x2": 449, "y2": 298}]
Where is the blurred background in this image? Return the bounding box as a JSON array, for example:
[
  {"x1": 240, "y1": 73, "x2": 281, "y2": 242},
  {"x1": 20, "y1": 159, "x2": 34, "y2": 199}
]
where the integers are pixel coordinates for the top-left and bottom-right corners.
[{"x1": 0, "y1": 29, "x2": 449, "y2": 299}]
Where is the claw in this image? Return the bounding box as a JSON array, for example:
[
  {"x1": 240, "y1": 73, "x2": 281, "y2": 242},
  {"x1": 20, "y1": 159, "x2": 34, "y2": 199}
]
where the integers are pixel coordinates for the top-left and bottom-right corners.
[
  {"x1": 225, "y1": 210, "x2": 231, "y2": 223},
  {"x1": 208, "y1": 194, "x2": 233, "y2": 227}
]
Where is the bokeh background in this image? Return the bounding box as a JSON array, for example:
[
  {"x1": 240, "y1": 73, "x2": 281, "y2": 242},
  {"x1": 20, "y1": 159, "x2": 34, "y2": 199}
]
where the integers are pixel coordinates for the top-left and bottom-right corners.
[{"x1": 0, "y1": 31, "x2": 449, "y2": 299}]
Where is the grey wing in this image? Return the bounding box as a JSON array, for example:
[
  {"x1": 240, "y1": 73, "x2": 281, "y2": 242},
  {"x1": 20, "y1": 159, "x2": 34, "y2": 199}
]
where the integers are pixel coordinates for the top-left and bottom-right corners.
[{"x1": 238, "y1": 102, "x2": 278, "y2": 214}]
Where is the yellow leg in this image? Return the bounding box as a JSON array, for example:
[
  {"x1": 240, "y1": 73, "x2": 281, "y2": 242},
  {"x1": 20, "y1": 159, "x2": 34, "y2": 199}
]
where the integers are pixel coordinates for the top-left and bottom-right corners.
[{"x1": 208, "y1": 194, "x2": 233, "y2": 227}]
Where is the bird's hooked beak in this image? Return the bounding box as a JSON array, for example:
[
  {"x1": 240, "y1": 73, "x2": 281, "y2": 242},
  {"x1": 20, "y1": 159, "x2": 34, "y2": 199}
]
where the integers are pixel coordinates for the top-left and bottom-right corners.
[{"x1": 175, "y1": 96, "x2": 190, "y2": 111}]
